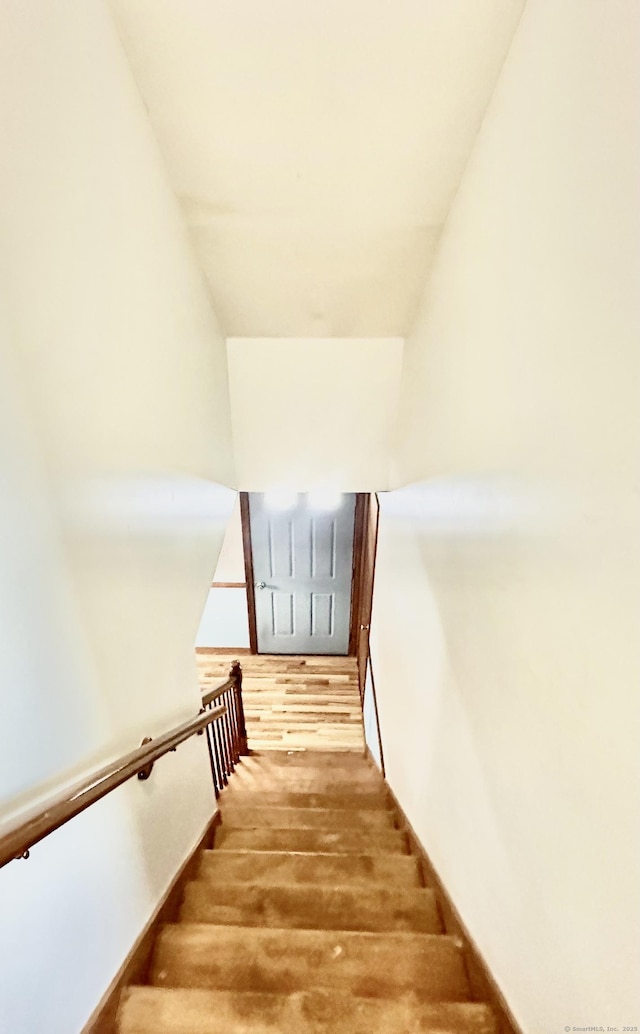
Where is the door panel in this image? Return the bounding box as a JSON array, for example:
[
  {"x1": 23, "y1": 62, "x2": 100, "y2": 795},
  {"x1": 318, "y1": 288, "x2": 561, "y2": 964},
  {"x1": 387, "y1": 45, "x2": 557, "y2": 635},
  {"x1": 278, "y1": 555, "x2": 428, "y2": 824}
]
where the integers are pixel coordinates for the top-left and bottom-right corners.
[{"x1": 248, "y1": 493, "x2": 356, "y2": 655}]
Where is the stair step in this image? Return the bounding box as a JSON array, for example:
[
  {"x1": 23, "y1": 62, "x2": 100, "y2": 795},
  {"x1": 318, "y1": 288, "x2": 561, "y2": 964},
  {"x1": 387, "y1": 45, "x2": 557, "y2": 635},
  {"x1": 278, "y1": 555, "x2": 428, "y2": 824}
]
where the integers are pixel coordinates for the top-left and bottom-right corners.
[
  {"x1": 246, "y1": 720, "x2": 362, "y2": 730},
  {"x1": 219, "y1": 804, "x2": 396, "y2": 830},
  {"x1": 150, "y1": 925, "x2": 469, "y2": 1001},
  {"x1": 245, "y1": 707, "x2": 363, "y2": 715},
  {"x1": 246, "y1": 750, "x2": 368, "y2": 767},
  {"x1": 244, "y1": 672, "x2": 357, "y2": 679},
  {"x1": 242, "y1": 681, "x2": 358, "y2": 689},
  {"x1": 221, "y1": 788, "x2": 392, "y2": 811},
  {"x1": 230, "y1": 766, "x2": 383, "y2": 794},
  {"x1": 119, "y1": 986, "x2": 497, "y2": 1034},
  {"x1": 214, "y1": 826, "x2": 408, "y2": 855},
  {"x1": 248, "y1": 738, "x2": 366, "y2": 752},
  {"x1": 249, "y1": 739, "x2": 366, "y2": 753},
  {"x1": 238, "y1": 758, "x2": 375, "y2": 776},
  {"x1": 180, "y1": 880, "x2": 441, "y2": 933},
  {"x1": 199, "y1": 849, "x2": 422, "y2": 888}
]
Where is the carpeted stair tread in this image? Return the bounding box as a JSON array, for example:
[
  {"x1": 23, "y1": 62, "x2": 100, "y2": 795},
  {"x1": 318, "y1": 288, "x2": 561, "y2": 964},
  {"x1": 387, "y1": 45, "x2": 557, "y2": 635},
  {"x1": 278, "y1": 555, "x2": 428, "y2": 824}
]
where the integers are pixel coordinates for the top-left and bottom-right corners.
[
  {"x1": 219, "y1": 803, "x2": 396, "y2": 830},
  {"x1": 221, "y1": 787, "x2": 391, "y2": 810},
  {"x1": 149, "y1": 924, "x2": 469, "y2": 1001},
  {"x1": 180, "y1": 879, "x2": 441, "y2": 933},
  {"x1": 199, "y1": 848, "x2": 422, "y2": 887},
  {"x1": 119, "y1": 986, "x2": 498, "y2": 1034},
  {"x1": 229, "y1": 766, "x2": 384, "y2": 794},
  {"x1": 213, "y1": 825, "x2": 408, "y2": 855},
  {"x1": 244, "y1": 750, "x2": 369, "y2": 767}
]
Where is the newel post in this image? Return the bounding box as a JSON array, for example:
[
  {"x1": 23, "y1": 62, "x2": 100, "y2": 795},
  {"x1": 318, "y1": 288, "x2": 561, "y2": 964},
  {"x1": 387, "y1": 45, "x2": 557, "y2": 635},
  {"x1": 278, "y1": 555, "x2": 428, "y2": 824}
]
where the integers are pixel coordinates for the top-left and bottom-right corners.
[{"x1": 230, "y1": 660, "x2": 249, "y2": 756}]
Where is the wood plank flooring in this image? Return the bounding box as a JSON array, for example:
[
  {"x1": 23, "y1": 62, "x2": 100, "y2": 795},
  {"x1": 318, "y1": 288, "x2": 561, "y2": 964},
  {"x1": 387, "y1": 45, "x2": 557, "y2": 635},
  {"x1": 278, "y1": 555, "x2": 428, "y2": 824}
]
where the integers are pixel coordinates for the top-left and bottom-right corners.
[{"x1": 196, "y1": 652, "x2": 364, "y2": 752}]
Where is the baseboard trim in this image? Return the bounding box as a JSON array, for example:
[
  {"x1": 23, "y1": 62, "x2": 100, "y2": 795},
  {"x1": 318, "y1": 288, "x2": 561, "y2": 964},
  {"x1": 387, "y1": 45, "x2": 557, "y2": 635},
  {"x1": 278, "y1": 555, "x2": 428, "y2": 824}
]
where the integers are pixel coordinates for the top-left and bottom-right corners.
[
  {"x1": 195, "y1": 647, "x2": 252, "y2": 655},
  {"x1": 378, "y1": 767, "x2": 522, "y2": 1034},
  {"x1": 81, "y1": 810, "x2": 221, "y2": 1034}
]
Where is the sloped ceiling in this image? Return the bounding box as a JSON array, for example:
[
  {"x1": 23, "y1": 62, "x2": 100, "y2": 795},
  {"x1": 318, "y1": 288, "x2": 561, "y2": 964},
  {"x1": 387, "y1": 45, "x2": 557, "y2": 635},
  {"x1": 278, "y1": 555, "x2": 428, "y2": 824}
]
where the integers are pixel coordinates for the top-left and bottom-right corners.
[{"x1": 110, "y1": 0, "x2": 524, "y2": 338}]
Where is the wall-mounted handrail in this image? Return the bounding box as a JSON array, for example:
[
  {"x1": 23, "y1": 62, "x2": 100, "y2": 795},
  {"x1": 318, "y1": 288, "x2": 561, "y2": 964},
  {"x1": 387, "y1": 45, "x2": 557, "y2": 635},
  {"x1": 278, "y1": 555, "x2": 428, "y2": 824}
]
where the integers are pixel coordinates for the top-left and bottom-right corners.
[
  {"x1": 0, "y1": 703, "x2": 226, "y2": 870},
  {"x1": 0, "y1": 662, "x2": 248, "y2": 870}
]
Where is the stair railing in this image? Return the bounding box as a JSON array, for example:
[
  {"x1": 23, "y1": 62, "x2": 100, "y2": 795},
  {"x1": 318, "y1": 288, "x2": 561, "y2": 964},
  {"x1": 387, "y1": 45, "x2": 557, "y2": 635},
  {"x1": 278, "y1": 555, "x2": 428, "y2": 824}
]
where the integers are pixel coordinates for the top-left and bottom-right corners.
[
  {"x1": 0, "y1": 663, "x2": 246, "y2": 870},
  {"x1": 200, "y1": 660, "x2": 248, "y2": 796}
]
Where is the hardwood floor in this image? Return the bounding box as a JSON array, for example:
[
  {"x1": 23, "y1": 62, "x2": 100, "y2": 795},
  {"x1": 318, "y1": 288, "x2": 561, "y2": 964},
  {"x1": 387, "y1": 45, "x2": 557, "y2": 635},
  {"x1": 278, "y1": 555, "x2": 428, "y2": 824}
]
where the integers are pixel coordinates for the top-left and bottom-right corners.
[{"x1": 196, "y1": 652, "x2": 364, "y2": 753}]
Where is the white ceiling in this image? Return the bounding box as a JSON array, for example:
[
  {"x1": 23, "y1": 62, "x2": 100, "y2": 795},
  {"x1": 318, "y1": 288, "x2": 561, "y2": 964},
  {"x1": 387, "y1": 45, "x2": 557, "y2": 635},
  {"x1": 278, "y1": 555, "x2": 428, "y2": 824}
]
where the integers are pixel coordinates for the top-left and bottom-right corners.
[{"x1": 110, "y1": 0, "x2": 524, "y2": 337}]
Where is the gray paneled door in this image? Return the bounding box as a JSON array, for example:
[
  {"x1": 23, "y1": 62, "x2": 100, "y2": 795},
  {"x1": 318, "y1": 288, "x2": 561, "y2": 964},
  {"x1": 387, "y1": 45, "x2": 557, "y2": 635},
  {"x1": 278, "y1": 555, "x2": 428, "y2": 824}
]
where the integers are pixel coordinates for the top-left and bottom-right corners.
[{"x1": 248, "y1": 493, "x2": 356, "y2": 655}]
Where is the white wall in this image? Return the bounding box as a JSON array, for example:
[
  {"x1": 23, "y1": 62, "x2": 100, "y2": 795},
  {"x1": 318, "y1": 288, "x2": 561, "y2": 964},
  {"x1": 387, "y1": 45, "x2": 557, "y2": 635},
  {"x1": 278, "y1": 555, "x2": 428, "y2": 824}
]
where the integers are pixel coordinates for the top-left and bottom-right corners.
[
  {"x1": 196, "y1": 589, "x2": 250, "y2": 648},
  {"x1": 373, "y1": 2, "x2": 640, "y2": 1031},
  {"x1": 0, "y1": 2, "x2": 235, "y2": 1031},
  {"x1": 212, "y1": 498, "x2": 246, "y2": 583},
  {"x1": 196, "y1": 499, "x2": 250, "y2": 647},
  {"x1": 227, "y1": 337, "x2": 403, "y2": 491}
]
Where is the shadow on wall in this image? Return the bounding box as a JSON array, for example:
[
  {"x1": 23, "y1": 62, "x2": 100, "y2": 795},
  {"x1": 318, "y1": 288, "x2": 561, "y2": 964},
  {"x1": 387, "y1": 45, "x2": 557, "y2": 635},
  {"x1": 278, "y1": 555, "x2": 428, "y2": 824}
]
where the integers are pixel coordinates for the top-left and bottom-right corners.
[{"x1": 196, "y1": 498, "x2": 250, "y2": 649}]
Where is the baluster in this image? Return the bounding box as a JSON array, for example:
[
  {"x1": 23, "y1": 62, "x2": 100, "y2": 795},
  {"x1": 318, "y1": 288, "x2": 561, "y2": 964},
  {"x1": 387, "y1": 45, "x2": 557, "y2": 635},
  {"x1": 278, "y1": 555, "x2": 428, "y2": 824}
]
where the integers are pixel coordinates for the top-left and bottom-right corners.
[
  {"x1": 227, "y1": 686, "x2": 240, "y2": 764},
  {"x1": 207, "y1": 712, "x2": 224, "y2": 794},
  {"x1": 219, "y1": 699, "x2": 233, "y2": 780},
  {"x1": 213, "y1": 718, "x2": 228, "y2": 787},
  {"x1": 222, "y1": 693, "x2": 235, "y2": 774},
  {"x1": 199, "y1": 706, "x2": 219, "y2": 798}
]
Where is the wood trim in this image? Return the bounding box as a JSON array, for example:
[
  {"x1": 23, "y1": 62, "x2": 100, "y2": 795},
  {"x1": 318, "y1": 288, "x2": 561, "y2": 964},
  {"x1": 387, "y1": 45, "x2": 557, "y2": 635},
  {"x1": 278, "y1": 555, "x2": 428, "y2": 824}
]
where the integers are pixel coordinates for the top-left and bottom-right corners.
[
  {"x1": 239, "y1": 491, "x2": 365, "y2": 658},
  {"x1": 239, "y1": 492, "x2": 258, "y2": 654},
  {"x1": 196, "y1": 646, "x2": 252, "y2": 656},
  {"x1": 356, "y1": 493, "x2": 380, "y2": 696},
  {"x1": 81, "y1": 812, "x2": 221, "y2": 1034},
  {"x1": 382, "y1": 779, "x2": 522, "y2": 1034},
  {"x1": 210, "y1": 581, "x2": 247, "y2": 589},
  {"x1": 364, "y1": 743, "x2": 384, "y2": 772},
  {"x1": 364, "y1": 655, "x2": 386, "y2": 778},
  {"x1": 348, "y1": 493, "x2": 368, "y2": 655}
]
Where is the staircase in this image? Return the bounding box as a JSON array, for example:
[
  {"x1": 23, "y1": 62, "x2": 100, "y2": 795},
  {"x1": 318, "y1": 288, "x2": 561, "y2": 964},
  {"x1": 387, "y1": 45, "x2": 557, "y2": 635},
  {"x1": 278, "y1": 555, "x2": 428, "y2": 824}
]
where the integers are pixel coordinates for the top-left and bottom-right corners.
[{"x1": 117, "y1": 749, "x2": 496, "y2": 1033}]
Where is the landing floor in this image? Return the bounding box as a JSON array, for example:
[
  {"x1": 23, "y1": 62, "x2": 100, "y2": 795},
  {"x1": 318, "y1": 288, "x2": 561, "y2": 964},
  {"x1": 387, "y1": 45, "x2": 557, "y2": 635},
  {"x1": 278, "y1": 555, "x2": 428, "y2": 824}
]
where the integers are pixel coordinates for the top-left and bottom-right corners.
[{"x1": 196, "y1": 651, "x2": 364, "y2": 753}]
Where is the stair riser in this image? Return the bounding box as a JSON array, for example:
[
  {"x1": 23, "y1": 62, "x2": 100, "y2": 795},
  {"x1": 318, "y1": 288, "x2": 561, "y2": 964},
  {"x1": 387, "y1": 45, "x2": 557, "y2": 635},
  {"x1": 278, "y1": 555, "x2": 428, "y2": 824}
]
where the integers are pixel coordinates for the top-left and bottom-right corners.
[
  {"x1": 219, "y1": 806, "x2": 396, "y2": 831},
  {"x1": 241, "y1": 751, "x2": 368, "y2": 767},
  {"x1": 232, "y1": 761, "x2": 378, "y2": 777},
  {"x1": 221, "y1": 789, "x2": 392, "y2": 811},
  {"x1": 231, "y1": 773, "x2": 384, "y2": 794},
  {"x1": 233, "y1": 763, "x2": 379, "y2": 781},
  {"x1": 151, "y1": 926, "x2": 469, "y2": 1002},
  {"x1": 242, "y1": 676, "x2": 356, "y2": 685},
  {"x1": 180, "y1": 881, "x2": 441, "y2": 934},
  {"x1": 199, "y1": 851, "x2": 422, "y2": 888},
  {"x1": 119, "y1": 987, "x2": 498, "y2": 1034},
  {"x1": 214, "y1": 827, "x2": 408, "y2": 855}
]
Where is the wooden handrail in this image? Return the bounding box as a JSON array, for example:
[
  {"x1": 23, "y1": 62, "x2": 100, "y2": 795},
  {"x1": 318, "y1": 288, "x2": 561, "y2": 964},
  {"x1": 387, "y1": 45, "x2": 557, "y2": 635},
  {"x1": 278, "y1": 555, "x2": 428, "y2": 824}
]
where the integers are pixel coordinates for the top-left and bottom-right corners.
[
  {"x1": 0, "y1": 704, "x2": 226, "y2": 870},
  {"x1": 201, "y1": 677, "x2": 234, "y2": 708}
]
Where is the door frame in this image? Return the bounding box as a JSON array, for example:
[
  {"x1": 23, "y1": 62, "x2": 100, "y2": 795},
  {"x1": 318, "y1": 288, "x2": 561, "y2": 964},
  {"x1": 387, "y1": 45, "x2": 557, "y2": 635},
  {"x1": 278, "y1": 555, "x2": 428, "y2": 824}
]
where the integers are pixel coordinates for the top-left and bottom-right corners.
[
  {"x1": 353, "y1": 493, "x2": 380, "y2": 697},
  {"x1": 348, "y1": 493, "x2": 370, "y2": 655},
  {"x1": 239, "y1": 492, "x2": 259, "y2": 654},
  {"x1": 239, "y1": 492, "x2": 370, "y2": 657}
]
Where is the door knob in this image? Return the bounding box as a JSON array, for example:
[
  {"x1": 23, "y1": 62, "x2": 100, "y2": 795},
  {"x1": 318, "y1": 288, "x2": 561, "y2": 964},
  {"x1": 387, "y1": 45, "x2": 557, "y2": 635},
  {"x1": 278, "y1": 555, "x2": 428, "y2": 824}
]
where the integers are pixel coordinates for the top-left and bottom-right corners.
[{"x1": 255, "y1": 581, "x2": 266, "y2": 590}]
